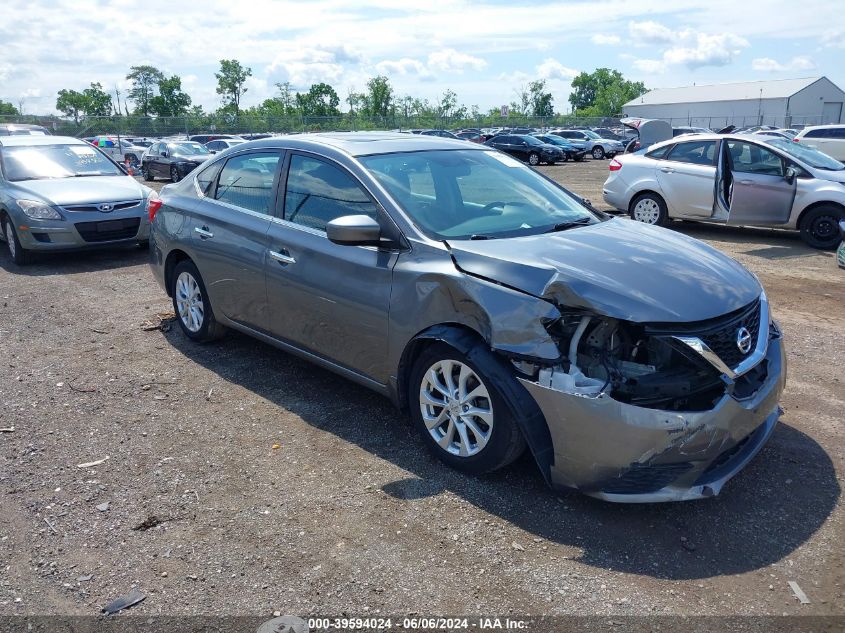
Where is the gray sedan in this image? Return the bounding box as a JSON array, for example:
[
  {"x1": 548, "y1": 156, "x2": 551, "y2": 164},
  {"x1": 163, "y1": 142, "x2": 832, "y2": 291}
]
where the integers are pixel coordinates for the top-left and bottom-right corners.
[
  {"x1": 0, "y1": 135, "x2": 154, "y2": 265},
  {"x1": 149, "y1": 133, "x2": 785, "y2": 502}
]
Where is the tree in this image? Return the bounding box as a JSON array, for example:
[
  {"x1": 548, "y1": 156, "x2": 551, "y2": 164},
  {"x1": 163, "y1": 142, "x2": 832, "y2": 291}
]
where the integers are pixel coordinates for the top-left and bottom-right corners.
[
  {"x1": 568, "y1": 68, "x2": 646, "y2": 115},
  {"x1": 528, "y1": 80, "x2": 554, "y2": 117},
  {"x1": 295, "y1": 83, "x2": 340, "y2": 117},
  {"x1": 510, "y1": 85, "x2": 531, "y2": 117},
  {"x1": 83, "y1": 83, "x2": 113, "y2": 116},
  {"x1": 215, "y1": 59, "x2": 252, "y2": 115},
  {"x1": 55, "y1": 89, "x2": 88, "y2": 123},
  {"x1": 126, "y1": 65, "x2": 165, "y2": 116},
  {"x1": 0, "y1": 100, "x2": 18, "y2": 115},
  {"x1": 364, "y1": 76, "x2": 393, "y2": 117},
  {"x1": 149, "y1": 75, "x2": 192, "y2": 117}
]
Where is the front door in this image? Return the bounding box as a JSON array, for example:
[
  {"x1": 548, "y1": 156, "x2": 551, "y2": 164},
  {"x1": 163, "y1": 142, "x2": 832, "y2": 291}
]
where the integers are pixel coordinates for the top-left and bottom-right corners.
[
  {"x1": 265, "y1": 152, "x2": 395, "y2": 382},
  {"x1": 716, "y1": 139, "x2": 795, "y2": 226},
  {"x1": 655, "y1": 139, "x2": 718, "y2": 218},
  {"x1": 187, "y1": 150, "x2": 283, "y2": 330}
]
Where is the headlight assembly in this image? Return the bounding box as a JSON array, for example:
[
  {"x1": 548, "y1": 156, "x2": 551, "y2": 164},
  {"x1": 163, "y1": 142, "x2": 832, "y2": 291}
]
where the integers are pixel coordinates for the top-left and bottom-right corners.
[{"x1": 17, "y1": 200, "x2": 62, "y2": 220}]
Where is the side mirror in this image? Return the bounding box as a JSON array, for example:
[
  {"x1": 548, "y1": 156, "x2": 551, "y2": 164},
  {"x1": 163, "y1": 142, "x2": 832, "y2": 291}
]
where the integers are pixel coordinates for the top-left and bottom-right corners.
[
  {"x1": 161, "y1": 151, "x2": 168, "y2": 158},
  {"x1": 209, "y1": 150, "x2": 217, "y2": 154},
  {"x1": 785, "y1": 166, "x2": 798, "y2": 183},
  {"x1": 326, "y1": 215, "x2": 381, "y2": 246}
]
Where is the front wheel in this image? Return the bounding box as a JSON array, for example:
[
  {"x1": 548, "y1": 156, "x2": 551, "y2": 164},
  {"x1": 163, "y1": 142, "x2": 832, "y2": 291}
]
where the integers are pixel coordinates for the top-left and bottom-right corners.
[
  {"x1": 3, "y1": 216, "x2": 35, "y2": 265},
  {"x1": 409, "y1": 343, "x2": 525, "y2": 474},
  {"x1": 800, "y1": 206, "x2": 845, "y2": 250},
  {"x1": 142, "y1": 165, "x2": 154, "y2": 181},
  {"x1": 527, "y1": 152, "x2": 540, "y2": 166},
  {"x1": 170, "y1": 260, "x2": 226, "y2": 342},
  {"x1": 170, "y1": 166, "x2": 181, "y2": 183},
  {"x1": 630, "y1": 192, "x2": 669, "y2": 226},
  {"x1": 592, "y1": 146, "x2": 605, "y2": 160},
  {"x1": 561, "y1": 153, "x2": 569, "y2": 162}
]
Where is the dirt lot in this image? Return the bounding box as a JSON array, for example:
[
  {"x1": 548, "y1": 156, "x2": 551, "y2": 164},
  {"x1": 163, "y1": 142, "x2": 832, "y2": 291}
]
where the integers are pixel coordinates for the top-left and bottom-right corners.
[{"x1": 0, "y1": 158, "x2": 843, "y2": 619}]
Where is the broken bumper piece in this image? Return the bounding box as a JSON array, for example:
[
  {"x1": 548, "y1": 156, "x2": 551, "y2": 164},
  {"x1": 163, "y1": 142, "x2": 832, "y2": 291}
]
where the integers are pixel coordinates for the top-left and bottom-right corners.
[{"x1": 518, "y1": 331, "x2": 786, "y2": 503}]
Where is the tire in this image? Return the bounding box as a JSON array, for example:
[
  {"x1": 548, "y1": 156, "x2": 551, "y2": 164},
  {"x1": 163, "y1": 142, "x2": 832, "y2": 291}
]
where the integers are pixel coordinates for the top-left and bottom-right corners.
[
  {"x1": 408, "y1": 342, "x2": 526, "y2": 474},
  {"x1": 170, "y1": 166, "x2": 181, "y2": 183},
  {"x1": 528, "y1": 152, "x2": 540, "y2": 166},
  {"x1": 170, "y1": 259, "x2": 226, "y2": 342},
  {"x1": 592, "y1": 146, "x2": 605, "y2": 160},
  {"x1": 629, "y1": 192, "x2": 669, "y2": 226},
  {"x1": 2, "y1": 215, "x2": 35, "y2": 266},
  {"x1": 142, "y1": 165, "x2": 154, "y2": 181},
  {"x1": 799, "y1": 205, "x2": 845, "y2": 250},
  {"x1": 561, "y1": 153, "x2": 569, "y2": 162}
]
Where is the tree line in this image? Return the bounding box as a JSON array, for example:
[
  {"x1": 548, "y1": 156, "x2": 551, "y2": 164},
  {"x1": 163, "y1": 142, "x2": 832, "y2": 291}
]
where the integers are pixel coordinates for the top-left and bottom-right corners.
[{"x1": 3, "y1": 62, "x2": 646, "y2": 122}]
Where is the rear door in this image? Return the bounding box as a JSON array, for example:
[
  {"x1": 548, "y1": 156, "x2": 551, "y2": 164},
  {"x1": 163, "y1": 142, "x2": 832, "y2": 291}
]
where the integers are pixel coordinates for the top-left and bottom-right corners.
[
  {"x1": 655, "y1": 139, "x2": 718, "y2": 218},
  {"x1": 188, "y1": 150, "x2": 283, "y2": 330},
  {"x1": 264, "y1": 152, "x2": 395, "y2": 381},
  {"x1": 718, "y1": 139, "x2": 795, "y2": 225}
]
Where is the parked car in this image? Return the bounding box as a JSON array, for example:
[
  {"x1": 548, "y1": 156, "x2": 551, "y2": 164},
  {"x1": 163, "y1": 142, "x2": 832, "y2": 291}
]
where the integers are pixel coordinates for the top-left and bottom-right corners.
[
  {"x1": 125, "y1": 137, "x2": 156, "y2": 148},
  {"x1": 455, "y1": 131, "x2": 484, "y2": 143},
  {"x1": 838, "y1": 220, "x2": 845, "y2": 269},
  {"x1": 189, "y1": 134, "x2": 244, "y2": 145},
  {"x1": 485, "y1": 134, "x2": 563, "y2": 165},
  {"x1": 205, "y1": 139, "x2": 245, "y2": 153},
  {"x1": 748, "y1": 130, "x2": 793, "y2": 140},
  {"x1": 793, "y1": 125, "x2": 845, "y2": 161},
  {"x1": 420, "y1": 129, "x2": 460, "y2": 139},
  {"x1": 591, "y1": 127, "x2": 627, "y2": 141},
  {"x1": 148, "y1": 132, "x2": 785, "y2": 502},
  {"x1": 141, "y1": 141, "x2": 212, "y2": 182},
  {"x1": 92, "y1": 136, "x2": 148, "y2": 168},
  {"x1": 673, "y1": 126, "x2": 711, "y2": 137},
  {"x1": 0, "y1": 135, "x2": 153, "y2": 264},
  {"x1": 0, "y1": 123, "x2": 51, "y2": 136},
  {"x1": 551, "y1": 129, "x2": 624, "y2": 159},
  {"x1": 532, "y1": 134, "x2": 587, "y2": 161},
  {"x1": 603, "y1": 133, "x2": 845, "y2": 249}
]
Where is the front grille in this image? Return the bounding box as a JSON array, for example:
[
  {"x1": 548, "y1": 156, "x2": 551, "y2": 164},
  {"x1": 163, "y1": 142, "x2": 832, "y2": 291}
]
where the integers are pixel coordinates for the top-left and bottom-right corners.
[
  {"x1": 75, "y1": 218, "x2": 141, "y2": 242},
  {"x1": 598, "y1": 462, "x2": 694, "y2": 494},
  {"x1": 648, "y1": 299, "x2": 761, "y2": 370},
  {"x1": 62, "y1": 200, "x2": 141, "y2": 213}
]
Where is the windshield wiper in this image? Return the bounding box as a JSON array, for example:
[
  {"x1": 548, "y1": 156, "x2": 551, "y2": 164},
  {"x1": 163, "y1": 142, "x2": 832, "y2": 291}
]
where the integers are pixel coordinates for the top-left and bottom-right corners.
[{"x1": 545, "y1": 217, "x2": 594, "y2": 233}]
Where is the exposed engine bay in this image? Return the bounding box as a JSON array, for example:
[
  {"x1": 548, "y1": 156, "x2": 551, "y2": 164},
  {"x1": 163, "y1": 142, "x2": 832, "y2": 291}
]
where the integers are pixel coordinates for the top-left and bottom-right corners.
[{"x1": 530, "y1": 313, "x2": 726, "y2": 411}]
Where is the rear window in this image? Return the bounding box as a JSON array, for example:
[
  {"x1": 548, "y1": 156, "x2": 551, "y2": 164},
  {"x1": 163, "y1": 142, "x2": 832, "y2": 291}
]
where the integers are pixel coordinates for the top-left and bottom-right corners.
[{"x1": 645, "y1": 144, "x2": 673, "y2": 160}]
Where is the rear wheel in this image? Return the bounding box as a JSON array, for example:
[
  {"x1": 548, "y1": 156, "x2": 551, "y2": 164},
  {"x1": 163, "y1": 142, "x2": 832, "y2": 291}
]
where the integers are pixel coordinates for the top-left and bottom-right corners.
[
  {"x1": 592, "y1": 146, "x2": 605, "y2": 159},
  {"x1": 170, "y1": 166, "x2": 181, "y2": 183},
  {"x1": 528, "y1": 152, "x2": 540, "y2": 166},
  {"x1": 561, "y1": 153, "x2": 569, "y2": 162},
  {"x1": 630, "y1": 192, "x2": 669, "y2": 226},
  {"x1": 409, "y1": 343, "x2": 525, "y2": 474},
  {"x1": 2, "y1": 215, "x2": 35, "y2": 266},
  {"x1": 170, "y1": 260, "x2": 226, "y2": 342},
  {"x1": 800, "y1": 205, "x2": 845, "y2": 250},
  {"x1": 142, "y1": 165, "x2": 154, "y2": 181}
]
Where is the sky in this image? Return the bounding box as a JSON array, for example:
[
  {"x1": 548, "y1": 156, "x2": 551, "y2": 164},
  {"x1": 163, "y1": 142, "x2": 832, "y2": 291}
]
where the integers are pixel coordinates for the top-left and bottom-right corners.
[{"x1": 2, "y1": 0, "x2": 844, "y2": 116}]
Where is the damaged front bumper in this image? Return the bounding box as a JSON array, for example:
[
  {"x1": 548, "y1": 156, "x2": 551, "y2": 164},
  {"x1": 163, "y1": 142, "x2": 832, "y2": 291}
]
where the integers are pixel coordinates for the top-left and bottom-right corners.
[{"x1": 518, "y1": 330, "x2": 786, "y2": 502}]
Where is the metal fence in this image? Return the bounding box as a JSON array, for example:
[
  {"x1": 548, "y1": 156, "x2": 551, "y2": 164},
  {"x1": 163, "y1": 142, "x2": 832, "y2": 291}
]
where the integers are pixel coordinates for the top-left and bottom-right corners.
[{"x1": 1, "y1": 113, "x2": 624, "y2": 138}]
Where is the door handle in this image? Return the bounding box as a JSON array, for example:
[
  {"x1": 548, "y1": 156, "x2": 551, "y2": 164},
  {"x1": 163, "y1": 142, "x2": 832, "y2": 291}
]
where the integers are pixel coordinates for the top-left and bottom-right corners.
[
  {"x1": 194, "y1": 226, "x2": 214, "y2": 239},
  {"x1": 659, "y1": 167, "x2": 674, "y2": 173},
  {"x1": 269, "y1": 249, "x2": 296, "y2": 265}
]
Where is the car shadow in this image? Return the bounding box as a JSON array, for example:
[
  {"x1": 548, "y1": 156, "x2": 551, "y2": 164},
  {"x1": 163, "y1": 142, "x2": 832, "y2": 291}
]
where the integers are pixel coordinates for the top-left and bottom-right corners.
[
  {"x1": 164, "y1": 327, "x2": 839, "y2": 581},
  {"x1": 0, "y1": 244, "x2": 149, "y2": 276}
]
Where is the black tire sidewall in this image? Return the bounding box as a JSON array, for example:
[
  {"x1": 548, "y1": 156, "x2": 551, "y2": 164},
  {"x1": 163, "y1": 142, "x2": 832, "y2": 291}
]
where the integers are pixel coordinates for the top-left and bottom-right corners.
[
  {"x1": 592, "y1": 146, "x2": 605, "y2": 159},
  {"x1": 800, "y1": 206, "x2": 844, "y2": 250},
  {"x1": 408, "y1": 343, "x2": 523, "y2": 474},
  {"x1": 2, "y1": 215, "x2": 32, "y2": 265},
  {"x1": 171, "y1": 260, "x2": 218, "y2": 341}
]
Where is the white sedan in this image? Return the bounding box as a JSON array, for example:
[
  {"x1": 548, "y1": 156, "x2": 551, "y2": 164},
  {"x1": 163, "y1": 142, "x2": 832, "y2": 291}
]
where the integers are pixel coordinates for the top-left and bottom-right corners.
[{"x1": 602, "y1": 133, "x2": 845, "y2": 249}]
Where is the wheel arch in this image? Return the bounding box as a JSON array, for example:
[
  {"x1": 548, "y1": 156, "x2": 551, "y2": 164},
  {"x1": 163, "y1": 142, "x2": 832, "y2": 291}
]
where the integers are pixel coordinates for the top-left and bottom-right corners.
[
  {"x1": 163, "y1": 248, "x2": 192, "y2": 297},
  {"x1": 628, "y1": 189, "x2": 667, "y2": 213},
  {"x1": 796, "y1": 200, "x2": 845, "y2": 231}
]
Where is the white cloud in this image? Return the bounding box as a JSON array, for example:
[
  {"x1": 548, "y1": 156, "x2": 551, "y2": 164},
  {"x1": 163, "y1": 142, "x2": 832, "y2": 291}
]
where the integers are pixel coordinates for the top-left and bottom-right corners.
[
  {"x1": 663, "y1": 31, "x2": 749, "y2": 68},
  {"x1": 427, "y1": 48, "x2": 487, "y2": 73},
  {"x1": 375, "y1": 57, "x2": 432, "y2": 78},
  {"x1": 629, "y1": 20, "x2": 675, "y2": 45},
  {"x1": 632, "y1": 58, "x2": 665, "y2": 74},
  {"x1": 751, "y1": 55, "x2": 816, "y2": 72},
  {"x1": 267, "y1": 47, "x2": 350, "y2": 88},
  {"x1": 536, "y1": 58, "x2": 578, "y2": 81},
  {"x1": 591, "y1": 34, "x2": 622, "y2": 45},
  {"x1": 821, "y1": 30, "x2": 845, "y2": 48}
]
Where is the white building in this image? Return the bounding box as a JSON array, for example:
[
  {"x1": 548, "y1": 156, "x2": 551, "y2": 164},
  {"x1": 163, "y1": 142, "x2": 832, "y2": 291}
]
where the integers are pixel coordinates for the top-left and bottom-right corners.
[{"x1": 623, "y1": 77, "x2": 845, "y2": 128}]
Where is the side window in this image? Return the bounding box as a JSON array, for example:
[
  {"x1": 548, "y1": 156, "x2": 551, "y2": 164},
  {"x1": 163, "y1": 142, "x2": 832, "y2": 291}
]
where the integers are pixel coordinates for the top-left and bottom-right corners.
[
  {"x1": 665, "y1": 140, "x2": 716, "y2": 165},
  {"x1": 195, "y1": 160, "x2": 224, "y2": 197},
  {"x1": 646, "y1": 144, "x2": 673, "y2": 159},
  {"x1": 829, "y1": 128, "x2": 845, "y2": 139},
  {"x1": 284, "y1": 155, "x2": 378, "y2": 232},
  {"x1": 804, "y1": 129, "x2": 827, "y2": 138},
  {"x1": 727, "y1": 141, "x2": 784, "y2": 176},
  {"x1": 150, "y1": 143, "x2": 161, "y2": 155},
  {"x1": 214, "y1": 151, "x2": 282, "y2": 214}
]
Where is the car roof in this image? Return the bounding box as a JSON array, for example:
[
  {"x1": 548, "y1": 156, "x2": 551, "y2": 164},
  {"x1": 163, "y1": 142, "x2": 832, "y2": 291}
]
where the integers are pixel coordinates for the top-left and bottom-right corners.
[
  {"x1": 241, "y1": 131, "x2": 482, "y2": 157},
  {"x1": 0, "y1": 135, "x2": 85, "y2": 147},
  {"x1": 799, "y1": 124, "x2": 845, "y2": 131}
]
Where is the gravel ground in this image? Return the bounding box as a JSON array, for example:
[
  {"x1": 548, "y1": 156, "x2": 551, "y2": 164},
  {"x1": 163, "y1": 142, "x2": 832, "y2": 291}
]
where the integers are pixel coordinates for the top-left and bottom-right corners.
[{"x1": 0, "y1": 159, "x2": 842, "y2": 618}]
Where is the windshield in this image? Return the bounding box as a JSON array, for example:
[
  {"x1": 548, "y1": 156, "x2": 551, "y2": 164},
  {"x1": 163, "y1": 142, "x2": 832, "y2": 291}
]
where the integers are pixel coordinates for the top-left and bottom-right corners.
[
  {"x1": 766, "y1": 138, "x2": 845, "y2": 171},
  {"x1": 361, "y1": 149, "x2": 596, "y2": 240},
  {"x1": 520, "y1": 135, "x2": 544, "y2": 146},
  {"x1": 540, "y1": 136, "x2": 567, "y2": 146},
  {"x1": 169, "y1": 142, "x2": 210, "y2": 156},
  {"x1": 583, "y1": 130, "x2": 601, "y2": 139},
  {"x1": 1, "y1": 143, "x2": 122, "y2": 180}
]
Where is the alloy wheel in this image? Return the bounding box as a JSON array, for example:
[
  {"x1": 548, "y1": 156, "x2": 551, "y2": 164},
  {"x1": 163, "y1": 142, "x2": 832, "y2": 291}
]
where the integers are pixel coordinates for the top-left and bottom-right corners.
[
  {"x1": 528, "y1": 153, "x2": 540, "y2": 166},
  {"x1": 633, "y1": 198, "x2": 660, "y2": 224},
  {"x1": 419, "y1": 359, "x2": 494, "y2": 457},
  {"x1": 5, "y1": 222, "x2": 16, "y2": 259},
  {"x1": 175, "y1": 271, "x2": 204, "y2": 333},
  {"x1": 171, "y1": 166, "x2": 181, "y2": 182}
]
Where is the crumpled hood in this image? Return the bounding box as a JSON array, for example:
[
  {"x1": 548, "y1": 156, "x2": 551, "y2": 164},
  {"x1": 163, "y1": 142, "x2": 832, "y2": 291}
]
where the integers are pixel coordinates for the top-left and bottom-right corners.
[
  {"x1": 446, "y1": 219, "x2": 762, "y2": 323},
  {"x1": 11, "y1": 176, "x2": 148, "y2": 206}
]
